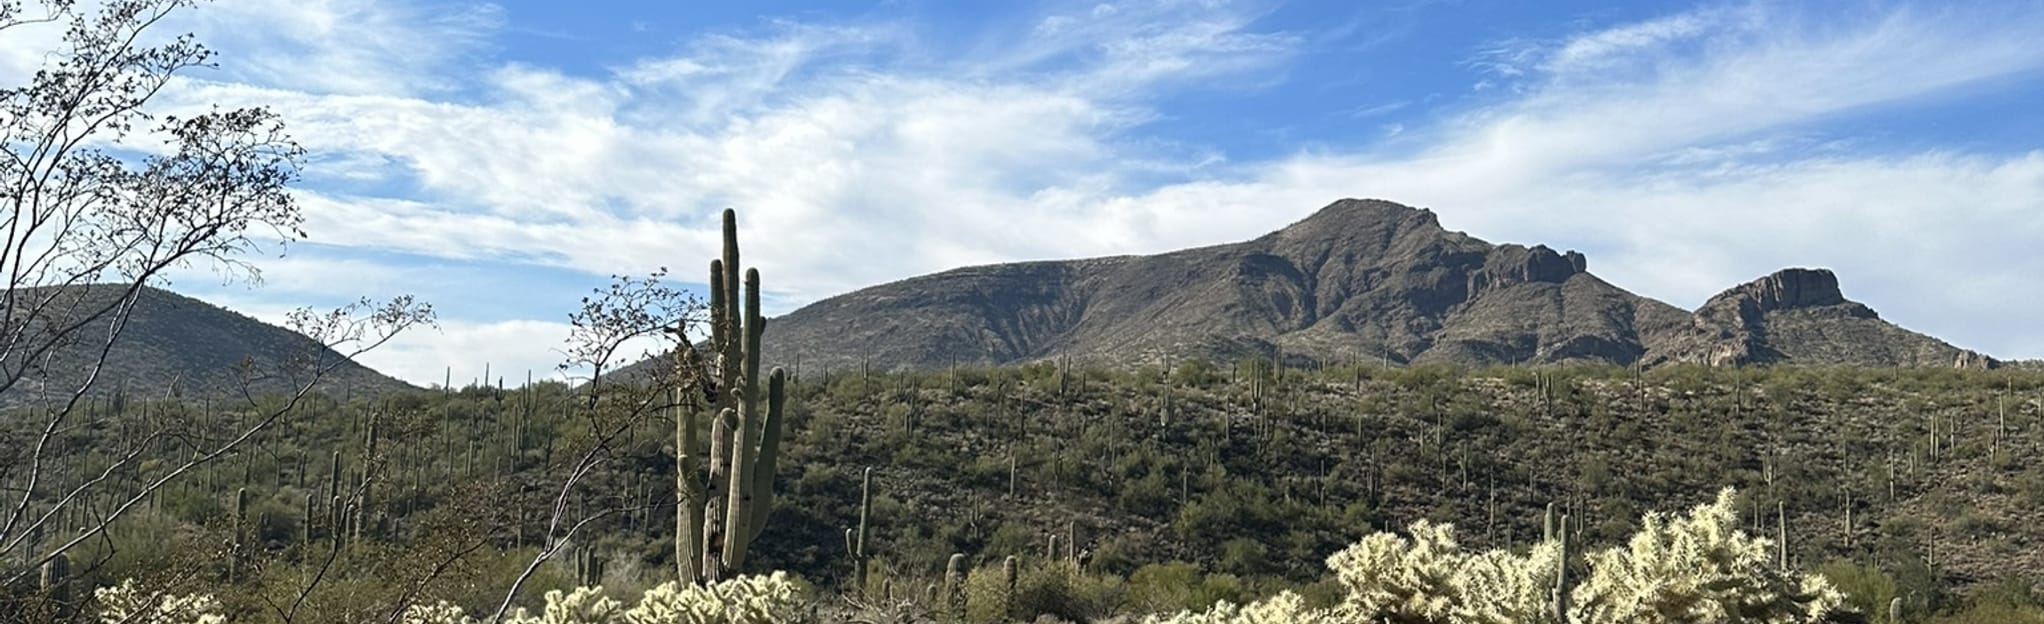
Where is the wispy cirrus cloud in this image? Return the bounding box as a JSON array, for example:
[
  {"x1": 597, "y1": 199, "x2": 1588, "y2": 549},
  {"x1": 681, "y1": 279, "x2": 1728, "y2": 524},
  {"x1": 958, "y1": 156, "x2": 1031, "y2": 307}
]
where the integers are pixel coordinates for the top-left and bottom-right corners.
[{"x1": 171, "y1": 0, "x2": 504, "y2": 96}]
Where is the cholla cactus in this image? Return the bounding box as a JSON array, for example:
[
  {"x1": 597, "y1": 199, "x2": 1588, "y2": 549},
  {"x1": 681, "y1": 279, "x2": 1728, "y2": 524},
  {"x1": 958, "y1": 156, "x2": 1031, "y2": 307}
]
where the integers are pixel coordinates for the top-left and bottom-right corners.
[
  {"x1": 1569, "y1": 489, "x2": 1843, "y2": 623},
  {"x1": 393, "y1": 572, "x2": 808, "y2": 624},
  {"x1": 624, "y1": 571, "x2": 808, "y2": 624},
  {"x1": 401, "y1": 601, "x2": 475, "y2": 624},
  {"x1": 1325, "y1": 519, "x2": 1560, "y2": 623},
  {"x1": 1135, "y1": 487, "x2": 1846, "y2": 624},
  {"x1": 93, "y1": 579, "x2": 227, "y2": 624},
  {"x1": 505, "y1": 587, "x2": 626, "y2": 624},
  {"x1": 1140, "y1": 591, "x2": 1338, "y2": 624}
]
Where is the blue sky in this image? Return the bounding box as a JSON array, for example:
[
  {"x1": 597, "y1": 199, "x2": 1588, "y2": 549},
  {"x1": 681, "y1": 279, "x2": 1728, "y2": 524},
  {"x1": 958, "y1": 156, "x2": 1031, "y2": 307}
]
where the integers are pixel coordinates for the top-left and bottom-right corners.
[{"x1": 7, "y1": 0, "x2": 2042, "y2": 385}]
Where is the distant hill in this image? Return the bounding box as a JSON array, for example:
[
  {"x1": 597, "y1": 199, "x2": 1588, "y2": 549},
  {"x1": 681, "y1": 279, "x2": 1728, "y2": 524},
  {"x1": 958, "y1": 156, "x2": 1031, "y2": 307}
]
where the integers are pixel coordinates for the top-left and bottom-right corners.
[
  {"x1": 0, "y1": 284, "x2": 413, "y2": 408},
  {"x1": 708, "y1": 199, "x2": 1993, "y2": 373}
]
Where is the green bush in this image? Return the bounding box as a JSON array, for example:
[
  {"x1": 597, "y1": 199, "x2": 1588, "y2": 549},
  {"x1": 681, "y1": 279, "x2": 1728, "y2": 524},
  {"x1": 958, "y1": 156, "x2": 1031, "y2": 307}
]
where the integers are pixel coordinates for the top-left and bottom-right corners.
[
  {"x1": 1817, "y1": 560, "x2": 1899, "y2": 620},
  {"x1": 1125, "y1": 561, "x2": 1251, "y2": 615},
  {"x1": 1013, "y1": 560, "x2": 1123, "y2": 622}
]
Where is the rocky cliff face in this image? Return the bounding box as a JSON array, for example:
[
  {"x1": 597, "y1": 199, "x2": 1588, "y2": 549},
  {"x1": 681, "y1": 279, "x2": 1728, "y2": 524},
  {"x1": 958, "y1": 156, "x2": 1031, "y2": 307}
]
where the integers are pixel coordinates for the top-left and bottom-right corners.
[
  {"x1": 1720, "y1": 268, "x2": 1852, "y2": 312},
  {"x1": 631, "y1": 198, "x2": 1997, "y2": 374},
  {"x1": 1647, "y1": 268, "x2": 1991, "y2": 368}
]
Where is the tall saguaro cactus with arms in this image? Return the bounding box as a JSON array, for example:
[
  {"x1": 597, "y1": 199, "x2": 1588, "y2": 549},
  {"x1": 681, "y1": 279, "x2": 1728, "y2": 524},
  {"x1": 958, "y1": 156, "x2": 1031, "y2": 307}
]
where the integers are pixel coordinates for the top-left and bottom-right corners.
[{"x1": 675, "y1": 209, "x2": 789, "y2": 584}]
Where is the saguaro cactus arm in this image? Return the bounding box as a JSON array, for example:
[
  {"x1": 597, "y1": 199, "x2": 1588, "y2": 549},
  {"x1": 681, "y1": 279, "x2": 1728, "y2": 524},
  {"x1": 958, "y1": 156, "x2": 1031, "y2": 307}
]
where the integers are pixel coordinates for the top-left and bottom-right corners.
[
  {"x1": 703, "y1": 408, "x2": 735, "y2": 582},
  {"x1": 745, "y1": 367, "x2": 787, "y2": 545},
  {"x1": 675, "y1": 392, "x2": 704, "y2": 585}
]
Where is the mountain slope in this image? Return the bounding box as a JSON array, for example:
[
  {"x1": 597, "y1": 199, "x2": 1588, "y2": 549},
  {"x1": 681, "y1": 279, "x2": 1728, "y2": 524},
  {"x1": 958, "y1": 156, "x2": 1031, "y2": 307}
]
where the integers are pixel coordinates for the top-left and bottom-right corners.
[
  {"x1": 683, "y1": 198, "x2": 1995, "y2": 374},
  {"x1": 764, "y1": 200, "x2": 1690, "y2": 370},
  {"x1": 0, "y1": 284, "x2": 414, "y2": 408}
]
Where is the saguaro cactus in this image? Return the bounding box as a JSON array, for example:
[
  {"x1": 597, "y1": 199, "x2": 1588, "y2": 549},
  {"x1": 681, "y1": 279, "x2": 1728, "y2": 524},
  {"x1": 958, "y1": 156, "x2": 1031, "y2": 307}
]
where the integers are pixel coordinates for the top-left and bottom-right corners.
[
  {"x1": 1777, "y1": 501, "x2": 1789, "y2": 571},
  {"x1": 945, "y1": 553, "x2": 967, "y2": 619},
  {"x1": 852, "y1": 467, "x2": 873, "y2": 595},
  {"x1": 40, "y1": 552, "x2": 69, "y2": 609},
  {"x1": 357, "y1": 411, "x2": 379, "y2": 542},
  {"x1": 231, "y1": 487, "x2": 250, "y2": 579},
  {"x1": 1002, "y1": 556, "x2": 1018, "y2": 619},
  {"x1": 575, "y1": 547, "x2": 605, "y2": 587},
  {"x1": 1543, "y1": 502, "x2": 1556, "y2": 542},
  {"x1": 674, "y1": 209, "x2": 790, "y2": 584},
  {"x1": 1553, "y1": 513, "x2": 1571, "y2": 623}
]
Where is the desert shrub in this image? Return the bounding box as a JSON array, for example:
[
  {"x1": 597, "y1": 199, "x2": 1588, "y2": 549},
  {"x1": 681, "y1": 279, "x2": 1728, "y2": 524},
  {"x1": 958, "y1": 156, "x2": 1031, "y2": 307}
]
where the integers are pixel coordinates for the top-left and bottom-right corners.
[
  {"x1": 1088, "y1": 533, "x2": 1148, "y2": 577},
  {"x1": 1013, "y1": 560, "x2": 1123, "y2": 622},
  {"x1": 1817, "y1": 560, "x2": 1899, "y2": 619},
  {"x1": 1936, "y1": 579, "x2": 2044, "y2": 624},
  {"x1": 962, "y1": 564, "x2": 1015, "y2": 624},
  {"x1": 1171, "y1": 358, "x2": 1223, "y2": 388},
  {"x1": 1125, "y1": 561, "x2": 1252, "y2": 615},
  {"x1": 1929, "y1": 602, "x2": 2044, "y2": 624}
]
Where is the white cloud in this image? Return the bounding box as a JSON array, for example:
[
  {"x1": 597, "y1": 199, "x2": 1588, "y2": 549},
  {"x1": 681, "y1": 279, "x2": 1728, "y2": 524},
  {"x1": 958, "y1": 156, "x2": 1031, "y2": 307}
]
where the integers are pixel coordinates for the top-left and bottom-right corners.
[
  {"x1": 54, "y1": 0, "x2": 2044, "y2": 372},
  {"x1": 1541, "y1": 6, "x2": 1738, "y2": 75},
  {"x1": 358, "y1": 318, "x2": 583, "y2": 389},
  {"x1": 1044, "y1": 2, "x2": 2044, "y2": 358},
  {"x1": 170, "y1": 0, "x2": 503, "y2": 97},
  {"x1": 148, "y1": 0, "x2": 1292, "y2": 306},
  {"x1": 201, "y1": 291, "x2": 626, "y2": 388}
]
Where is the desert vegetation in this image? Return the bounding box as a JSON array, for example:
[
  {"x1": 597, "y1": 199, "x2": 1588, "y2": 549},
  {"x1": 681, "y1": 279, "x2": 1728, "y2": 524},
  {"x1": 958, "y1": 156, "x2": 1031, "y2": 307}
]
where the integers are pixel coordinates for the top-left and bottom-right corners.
[
  {"x1": 6, "y1": 1, "x2": 2044, "y2": 623},
  {"x1": 7, "y1": 323, "x2": 2044, "y2": 621}
]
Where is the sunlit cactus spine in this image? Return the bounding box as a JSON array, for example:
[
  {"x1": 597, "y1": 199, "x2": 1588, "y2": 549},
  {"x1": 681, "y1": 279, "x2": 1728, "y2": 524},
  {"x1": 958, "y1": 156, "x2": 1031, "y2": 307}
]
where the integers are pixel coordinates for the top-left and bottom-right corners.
[{"x1": 674, "y1": 208, "x2": 790, "y2": 585}]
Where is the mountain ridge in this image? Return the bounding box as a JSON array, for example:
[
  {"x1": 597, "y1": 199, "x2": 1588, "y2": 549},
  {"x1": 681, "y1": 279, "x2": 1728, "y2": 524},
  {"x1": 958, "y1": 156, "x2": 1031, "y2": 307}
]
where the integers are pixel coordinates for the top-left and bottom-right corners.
[
  {"x1": 0, "y1": 284, "x2": 415, "y2": 407},
  {"x1": 747, "y1": 199, "x2": 1993, "y2": 373}
]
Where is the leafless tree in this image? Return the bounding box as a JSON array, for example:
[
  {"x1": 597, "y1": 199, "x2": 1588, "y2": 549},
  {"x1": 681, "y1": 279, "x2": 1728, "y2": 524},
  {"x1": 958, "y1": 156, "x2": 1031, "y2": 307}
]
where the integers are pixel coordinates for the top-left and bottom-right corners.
[
  {"x1": 0, "y1": 0, "x2": 432, "y2": 594},
  {"x1": 487, "y1": 271, "x2": 698, "y2": 623}
]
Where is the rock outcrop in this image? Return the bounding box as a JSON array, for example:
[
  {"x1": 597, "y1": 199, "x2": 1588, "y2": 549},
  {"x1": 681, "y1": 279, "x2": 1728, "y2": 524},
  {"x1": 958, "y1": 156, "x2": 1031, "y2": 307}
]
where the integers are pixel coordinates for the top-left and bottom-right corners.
[{"x1": 1648, "y1": 268, "x2": 1991, "y2": 368}]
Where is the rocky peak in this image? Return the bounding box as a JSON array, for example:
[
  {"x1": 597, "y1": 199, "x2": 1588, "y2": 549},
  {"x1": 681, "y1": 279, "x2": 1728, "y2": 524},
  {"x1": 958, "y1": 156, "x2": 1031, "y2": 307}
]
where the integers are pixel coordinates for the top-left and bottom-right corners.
[
  {"x1": 1711, "y1": 268, "x2": 1850, "y2": 313},
  {"x1": 1469, "y1": 244, "x2": 1586, "y2": 296},
  {"x1": 1273, "y1": 198, "x2": 1441, "y2": 245}
]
